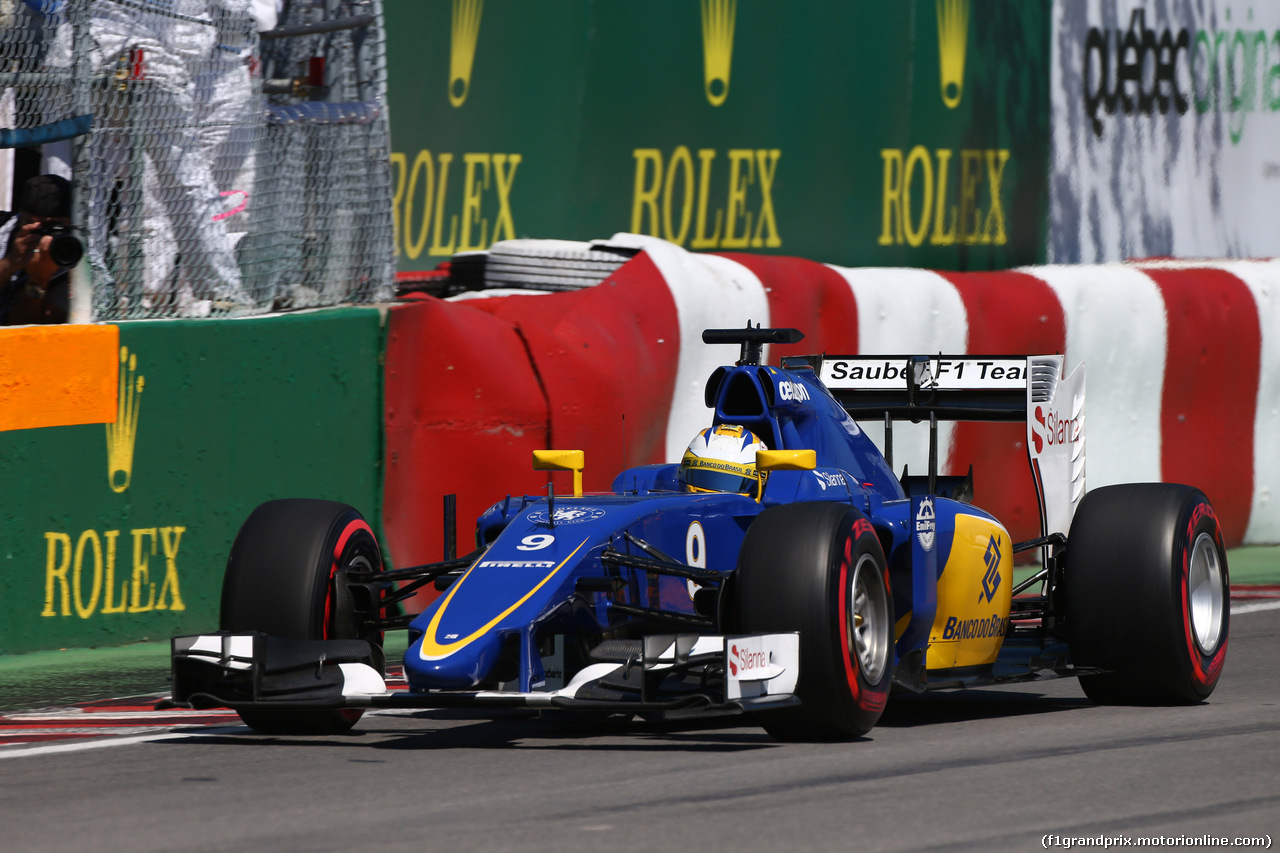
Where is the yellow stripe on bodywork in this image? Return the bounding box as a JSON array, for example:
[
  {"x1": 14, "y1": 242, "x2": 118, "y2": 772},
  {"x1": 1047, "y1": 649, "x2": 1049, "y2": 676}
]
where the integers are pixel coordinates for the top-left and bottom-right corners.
[
  {"x1": 927, "y1": 513, "x2": 1013, "y2": 670},
  {"x1": 418, "y1": 538, "x2": 590, "y2": 660}
]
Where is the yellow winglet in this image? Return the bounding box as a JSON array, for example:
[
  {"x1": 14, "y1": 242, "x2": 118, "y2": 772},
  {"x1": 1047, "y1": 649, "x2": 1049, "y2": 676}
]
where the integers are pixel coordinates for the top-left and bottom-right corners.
[
  {"x1": 756, "y1": 449, "x2": 817, "y2": 472},
  {"x1": 533, "y1": 449, "x2": 585, "y2": 496},
  {"x1": 753, "y1": 450, "x2": 817, "y2": 502}
]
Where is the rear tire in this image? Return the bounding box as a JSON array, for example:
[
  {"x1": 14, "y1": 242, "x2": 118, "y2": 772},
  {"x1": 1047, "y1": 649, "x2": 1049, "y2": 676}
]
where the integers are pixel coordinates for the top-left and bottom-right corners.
[
  {"x1": 735, "y1": 502, "x2": 893, "y2": 740},
  {"x1": 1064, "y1": 484, "x2": 1229, "y2": 704},
  {"x1": 221, "y1": 499, "x2": 384, "y2": 734}
]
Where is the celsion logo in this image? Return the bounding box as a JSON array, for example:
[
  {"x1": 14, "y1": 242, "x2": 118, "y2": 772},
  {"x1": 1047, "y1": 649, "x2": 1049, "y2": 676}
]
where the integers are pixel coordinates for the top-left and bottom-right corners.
[
  {"x1": 937, "y1": 0, "x2": 969, "y2": 109},
  {"x1": 777, "y1": 379, "x2": 809, "y2": 402},
  {"x1": 1031, "y1": 403, "x2": 1081, "y2": 453},
  {"x1": 980, "y1": 534, "x2": 1001, "y2": 603}
]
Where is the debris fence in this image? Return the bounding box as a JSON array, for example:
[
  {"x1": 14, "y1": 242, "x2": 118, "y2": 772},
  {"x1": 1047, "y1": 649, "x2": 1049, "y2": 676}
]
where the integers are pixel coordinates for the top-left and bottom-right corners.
[{"x1": 1, "y1": 0, "x2": 394, "y2": 320}]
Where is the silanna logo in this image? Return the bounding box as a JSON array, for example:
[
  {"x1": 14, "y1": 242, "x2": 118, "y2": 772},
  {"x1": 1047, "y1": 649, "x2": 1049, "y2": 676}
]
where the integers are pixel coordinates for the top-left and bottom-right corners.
[
  {"x1": 449, "y1": 0, "x2": 484, "y2": 107},
  {"x1": 106, "y1": 346, "x2": 143, "y2": 493},
  {"x1": 701, "y1": 0, "x2": 736, "y2": 106},
  {"x1": 1031, "y1": 398, "x2": 1082, "y2": 454},
  {"x1": 1082, "y1": 7, "x2": 1273, "y2": 145},
  {"x1": 937, "y1": 0, "x2": 969, "y2": 109},
  {"x1": 728, "y1": 641, "x2": 768, "y2": 677}
]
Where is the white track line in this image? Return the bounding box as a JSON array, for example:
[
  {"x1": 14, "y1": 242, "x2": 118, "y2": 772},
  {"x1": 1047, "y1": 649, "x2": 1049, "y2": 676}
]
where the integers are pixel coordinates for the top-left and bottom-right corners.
[
  {"x1": 0, "y1": 725, "x2": 249, "y2": 760},
  {"x1": 1232, "y1": 600, "x2": 1280, "y2": 615}
]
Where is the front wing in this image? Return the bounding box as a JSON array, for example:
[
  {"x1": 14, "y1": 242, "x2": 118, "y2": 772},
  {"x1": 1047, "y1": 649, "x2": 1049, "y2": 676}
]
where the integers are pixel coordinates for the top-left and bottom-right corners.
[{"x1": 162, "y1": 631, "x2": 801, "y2": 719}]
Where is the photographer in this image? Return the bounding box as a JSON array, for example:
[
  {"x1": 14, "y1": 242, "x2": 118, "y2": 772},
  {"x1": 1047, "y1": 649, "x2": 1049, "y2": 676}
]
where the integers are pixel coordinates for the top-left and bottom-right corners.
[{"x1": 0, "y1": 174, "x2": 80, "y2": 326}]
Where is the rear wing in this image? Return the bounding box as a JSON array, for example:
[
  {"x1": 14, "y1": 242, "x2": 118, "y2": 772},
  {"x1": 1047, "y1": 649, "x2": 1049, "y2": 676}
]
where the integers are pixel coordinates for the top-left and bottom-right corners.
[
  {"x1": 785, "y1": 354, "x2": 1061, "y2": 422},
  {"x1": 784, "y1": 354, "x2": 1086, "y2": 539}
]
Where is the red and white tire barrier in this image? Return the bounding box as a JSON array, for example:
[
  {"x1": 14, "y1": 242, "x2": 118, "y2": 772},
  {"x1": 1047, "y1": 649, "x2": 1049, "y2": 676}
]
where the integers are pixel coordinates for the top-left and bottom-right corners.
[{"x1": 383, "y1": 236, "x2": 1279, "y2": 577}]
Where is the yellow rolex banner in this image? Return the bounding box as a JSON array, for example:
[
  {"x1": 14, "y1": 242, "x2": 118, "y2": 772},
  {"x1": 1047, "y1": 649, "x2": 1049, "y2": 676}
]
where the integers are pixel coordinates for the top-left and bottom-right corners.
[
  {"x1": 0, "y1": 310, "x2": 385, "y2": 655},
  {"x1": 386, "y1": 0, "x2": 1051, "y2": 272}
]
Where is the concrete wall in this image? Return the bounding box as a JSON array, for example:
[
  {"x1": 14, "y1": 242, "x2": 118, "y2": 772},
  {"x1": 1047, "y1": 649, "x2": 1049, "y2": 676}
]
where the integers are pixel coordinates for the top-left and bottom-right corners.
[{"x1": 0, "y1": 310, "x2": 386, "y2": 655}]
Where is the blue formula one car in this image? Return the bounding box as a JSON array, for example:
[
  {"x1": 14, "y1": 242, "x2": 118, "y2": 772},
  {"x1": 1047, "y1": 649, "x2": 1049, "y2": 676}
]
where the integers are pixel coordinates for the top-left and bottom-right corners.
[{"x1": 165, "y1": 326, "x2": 1230, "y2": 740}]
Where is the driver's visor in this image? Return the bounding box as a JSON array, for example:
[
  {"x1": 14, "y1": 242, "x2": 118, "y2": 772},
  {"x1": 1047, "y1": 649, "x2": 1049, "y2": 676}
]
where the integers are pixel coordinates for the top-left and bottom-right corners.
[{"x1": 680, "y1": 457, "x2": 759, "y2": 494}]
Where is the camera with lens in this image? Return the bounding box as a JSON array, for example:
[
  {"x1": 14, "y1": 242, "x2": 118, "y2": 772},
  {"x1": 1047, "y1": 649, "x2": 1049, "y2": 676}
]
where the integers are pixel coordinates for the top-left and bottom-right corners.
[{"x1": 34, "y1": 222, "x2": 83, "y2": 268}]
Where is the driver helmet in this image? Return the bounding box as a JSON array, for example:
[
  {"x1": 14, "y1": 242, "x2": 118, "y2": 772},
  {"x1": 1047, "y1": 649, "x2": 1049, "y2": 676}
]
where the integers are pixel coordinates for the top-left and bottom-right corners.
[{"x1": 679, "y1": 424, "x2": 765, "y2": 494}]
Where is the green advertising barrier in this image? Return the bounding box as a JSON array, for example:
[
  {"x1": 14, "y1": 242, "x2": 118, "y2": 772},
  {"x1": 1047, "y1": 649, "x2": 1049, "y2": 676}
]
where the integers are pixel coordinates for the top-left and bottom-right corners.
[
  {"x1": 0, "y1": 309, "x2": 386, "y2": 656},
  {"x1": 385, "y1": 0, "x2": 1049, "y2": 272}
]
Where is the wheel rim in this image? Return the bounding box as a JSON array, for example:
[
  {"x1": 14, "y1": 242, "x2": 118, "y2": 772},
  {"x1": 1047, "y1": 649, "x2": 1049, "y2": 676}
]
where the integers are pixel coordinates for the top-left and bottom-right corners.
[
  {"x1": 848, "y1": 553, "x2": 890, "y2": 684},
  {"x1": 1188, "y1": 532, "x2": 1225, "y2": 654}
]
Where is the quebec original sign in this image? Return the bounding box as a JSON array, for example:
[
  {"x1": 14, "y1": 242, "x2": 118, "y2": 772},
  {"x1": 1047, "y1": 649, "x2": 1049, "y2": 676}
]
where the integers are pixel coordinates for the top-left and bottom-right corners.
[{"x1": 1050, "y1": 0, "x2": 1280, "y2": 262}]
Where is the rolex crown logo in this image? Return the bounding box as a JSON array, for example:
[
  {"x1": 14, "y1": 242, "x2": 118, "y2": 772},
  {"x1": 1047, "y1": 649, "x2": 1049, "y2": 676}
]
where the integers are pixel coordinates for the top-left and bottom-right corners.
[
  {"x1": 450, "y1": 0, "x2": 484, "y2": 107},
  {"x1": 106, "y1": 345, "x2": 143, "y2": 493},
  {"x1": 936, "y1": 0, "x2": 969, "y2": 109},
  {"x1": 701, "y1": 0, "x2": 736, "y2": 107}
]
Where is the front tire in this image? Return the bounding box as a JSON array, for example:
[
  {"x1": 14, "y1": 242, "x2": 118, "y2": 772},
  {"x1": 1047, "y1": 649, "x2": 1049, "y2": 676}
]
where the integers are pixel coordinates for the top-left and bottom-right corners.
[
  {"x1": 221, "y1": 499, "x2": 385, "y2": 734},
  {"x1": 1064, "y1": 484, "x2": 1229, "y2": 704},
  {"x1": 735, "y1": 502, "x2": 893, "y2": 741}
]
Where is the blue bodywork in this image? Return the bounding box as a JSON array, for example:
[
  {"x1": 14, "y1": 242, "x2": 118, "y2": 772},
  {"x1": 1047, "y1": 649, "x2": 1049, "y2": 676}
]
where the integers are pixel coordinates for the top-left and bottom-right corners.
[{"x1": 402, "y1": 360, "x2": 968, "y2": 693}]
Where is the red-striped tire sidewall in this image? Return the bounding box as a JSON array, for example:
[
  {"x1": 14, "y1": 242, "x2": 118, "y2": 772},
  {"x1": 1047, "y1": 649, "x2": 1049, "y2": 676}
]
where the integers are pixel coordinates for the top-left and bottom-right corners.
[
  {"x1": 1175, "y1": 497, "x2": 1229, "y2": 699},
  {"x1": 735, "y1": 502, "x2": 892, "y2": 740},
  {"x1": 836, "y1": 517, "x2": 891, "y2": 725},
  {"x1": 327, "y1": 516, "x2": 380, "y2": 724},
  {"x1": 324, "y1": 517, "x2": 377, "y2": 641}
]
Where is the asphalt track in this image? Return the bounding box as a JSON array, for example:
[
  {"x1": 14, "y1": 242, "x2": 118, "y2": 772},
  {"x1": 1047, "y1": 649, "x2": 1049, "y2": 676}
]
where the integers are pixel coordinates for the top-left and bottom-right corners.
[{"x1": 1, "y1": 601, "x2": 1277, "y2": 852}]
